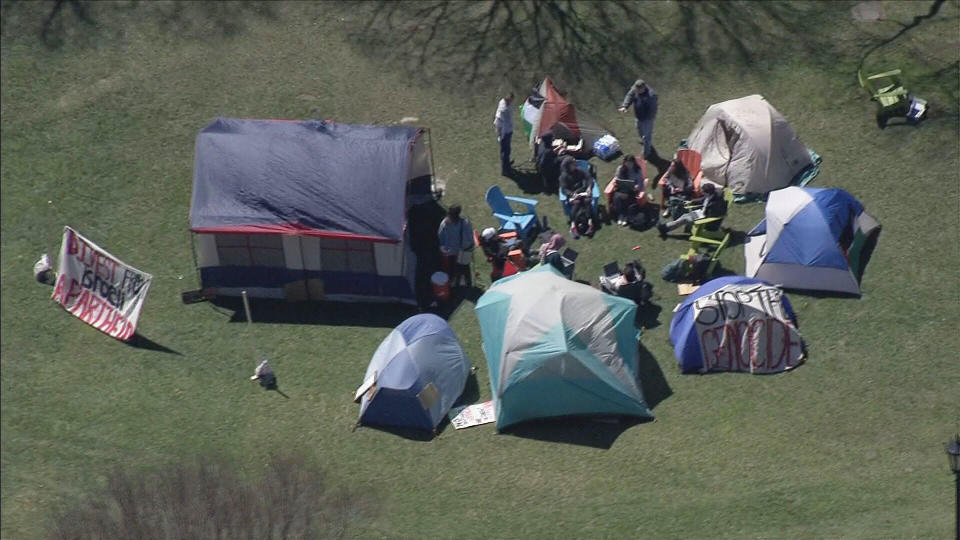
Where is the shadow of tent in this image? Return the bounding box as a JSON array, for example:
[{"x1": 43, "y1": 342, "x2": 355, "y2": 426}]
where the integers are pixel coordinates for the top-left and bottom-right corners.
[
  {"x1": 125, "y1": 333, "x2": 182, "y2": 355},
  {"x1": 636, "y1": 342, "x2": 672, "y2": 410},
  {"x1": 501, "y1": 416, "x2": 652, "y2": 450},
  {"x1": 635, "y1": 301, "x2": 662, "y2": 330},
  {"x1": 725, "y1": 229, "x2": 749, "y2": 248},
  {"x1": 357, "y1": 423, "x2": 436, "y2": 442},
  {"x1": 453, "y1": 372, "x2": 481, "y2": 407},
  {"x1": 210, "y1": 297, "x2": 419, "y2": 327}
]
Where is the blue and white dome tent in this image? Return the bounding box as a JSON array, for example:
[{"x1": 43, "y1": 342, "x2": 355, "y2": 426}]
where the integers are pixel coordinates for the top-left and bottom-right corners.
[
  {"x1": 670, "y1": 276, "x2": 805, "y2": 374},
  {"x1": 744, "y1": 187, "x2": 880, "y2": 295},
  {"x1": 357, "y1": 314, "x2": 470, "y2": 432}
]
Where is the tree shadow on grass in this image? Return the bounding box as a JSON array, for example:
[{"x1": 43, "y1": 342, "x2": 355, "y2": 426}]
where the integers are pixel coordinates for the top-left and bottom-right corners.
[
  {"x1": 502, "y1": 415, "x2": 652, "y2": 450},
  {"x1": 210, "y1": 297, "x2": 418, "y2": 328},
  {"x1": 2, "y1": 0, "x2": 277, "y2": 49},
  {"x1": 125, "y1": 333, "x2": 182, "y2": 356}
]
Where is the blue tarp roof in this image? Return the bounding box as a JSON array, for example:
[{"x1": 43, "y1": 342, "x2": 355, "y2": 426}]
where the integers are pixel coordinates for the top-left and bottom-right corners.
[{"x1": 190, "y1": 118, "x2": 419, "y2": 241}]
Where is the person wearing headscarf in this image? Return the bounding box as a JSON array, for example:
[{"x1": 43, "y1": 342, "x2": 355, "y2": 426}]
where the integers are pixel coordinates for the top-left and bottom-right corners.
[{"x1": 538, "y1": 233, "x2": 567, "y2": 273}]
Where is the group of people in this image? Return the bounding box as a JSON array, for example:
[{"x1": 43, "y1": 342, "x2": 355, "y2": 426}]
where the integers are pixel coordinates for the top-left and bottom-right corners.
[{"x1": 451, "y1": 77, "x2": 728, "y2": 305}]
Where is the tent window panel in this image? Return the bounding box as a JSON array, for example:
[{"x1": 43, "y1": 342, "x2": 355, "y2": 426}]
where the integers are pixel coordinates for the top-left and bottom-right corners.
[
  {"x1": 322, "y1": 249, "x2": 348, "y2": 272},
  {"x1": 320, "y1": 237, "x2": 346, "y2": 251},
  {"x1": 216, "y1": 234, "x2": 249, "y2": 248},
  {"x1": 248, "y1": 234, "x2": 282, "y2": 249},
  {"x1": 251, "y1": 247, "x2": 285, "y2": 267},
  {"x1": 348, "y1": 247, "x2": 375, "y2": 273},
  {"x1": 218, "y1": 247, "x2": 252, "y2": 266}
]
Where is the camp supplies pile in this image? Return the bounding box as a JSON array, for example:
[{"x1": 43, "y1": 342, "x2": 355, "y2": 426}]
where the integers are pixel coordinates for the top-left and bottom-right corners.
[
  {"x1": 687, "y1": 95, "x2": 813, "y2": 196},
  {"x1": 475, "y1": 265, "x2": 652, "y2": 430},
  {"x1": 190, "y1": 119, "x2": 432, "y2": 303},
  {"x1": 357, "y1": 314, "x2": 470, "y2": 432},
  {"x1": 51, "y1": 227, "x2": 152, "y2": 341},
  {"x1": 744, "y1": 187, "x2": 880, "y2": 295},
  {"x1": 670, "y1": 276, "x2": 805, "y2": 374}
]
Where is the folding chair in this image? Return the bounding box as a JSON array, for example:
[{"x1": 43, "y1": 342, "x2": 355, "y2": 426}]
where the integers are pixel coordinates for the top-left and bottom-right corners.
[{"x1": 485, "y1": 185, "x2": 540, "y2": 242}]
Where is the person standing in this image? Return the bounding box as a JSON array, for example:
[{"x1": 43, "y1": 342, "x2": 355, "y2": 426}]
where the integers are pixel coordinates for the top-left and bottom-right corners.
[
  {"x1": 618, "y1": 79, "x2": 666, "y2": 169},
  {"x1": 437, "y1": 205, "x2": 475, "y2": 287},
  {"x1": 493, "y1": 92, "x2": 515, "y2": 176}
]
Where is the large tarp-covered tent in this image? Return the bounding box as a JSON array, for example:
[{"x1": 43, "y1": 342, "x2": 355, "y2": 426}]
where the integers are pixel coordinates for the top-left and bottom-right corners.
[
  {"x1": 190, "y1": 118, "x2": 433, "y2": 302},
  {"x1": 687, "y1": 95, "x2": 813, "y2": 196},
  {"x1": 744, "y1": 187, "x2": 880, "y2": 295},
  {"x1": 475, "y1": 265, "x2": 652, "y2": 430},
  {"x1": 521, "y1": 77, "x2": 610, "y2": 151},
  {"x1": 357, "y1": 314, "x2": 470, "y2": 432}
]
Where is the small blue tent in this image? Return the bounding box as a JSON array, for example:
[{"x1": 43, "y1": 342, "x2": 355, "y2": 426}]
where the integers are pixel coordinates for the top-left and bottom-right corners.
[
  {"x1": 357, "y1": 314, "x2": 470, "y2": 432},
  {"x1": 670, "y1": 276, "x2": 805, "y2": 374},
  {"x1": 744, "y1": 187, "x2": 880, "y2": 295},
  {"x1": 475, "y1": 265, "x2": 652, "y2": 430}
]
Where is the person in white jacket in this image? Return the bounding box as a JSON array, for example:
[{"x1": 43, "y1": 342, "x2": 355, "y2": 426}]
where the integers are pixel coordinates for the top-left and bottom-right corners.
[{"x1": 493, "y1": 92, "x2": 514, "y2": 176}]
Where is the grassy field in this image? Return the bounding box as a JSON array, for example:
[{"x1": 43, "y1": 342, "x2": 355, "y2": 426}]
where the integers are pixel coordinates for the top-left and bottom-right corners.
[{"x1": 2, "y1": 1, "x2": 958, "y2": 538}]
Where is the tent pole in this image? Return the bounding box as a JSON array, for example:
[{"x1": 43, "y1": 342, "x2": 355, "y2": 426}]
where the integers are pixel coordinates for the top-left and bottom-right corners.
[
  {"x1": 426, "y1": 127, "x2": 438, "y2": 196},
  {"x1": 189, "y1": 231, "x2": 202, "y2": 289},
  {"x1": 299, "y1": 235, "x2": 310, "y2": 301}
]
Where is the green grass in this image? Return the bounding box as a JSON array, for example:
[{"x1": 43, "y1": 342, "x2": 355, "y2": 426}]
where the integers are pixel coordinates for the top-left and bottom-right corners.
[{"x1": 2, "y1": 1, "x2": 958, "y2": 538}]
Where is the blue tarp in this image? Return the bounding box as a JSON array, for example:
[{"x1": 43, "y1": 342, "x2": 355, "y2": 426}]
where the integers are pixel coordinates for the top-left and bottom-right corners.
[{"x1": 191, "y1": 118, "x2": 419, "y2": 241}]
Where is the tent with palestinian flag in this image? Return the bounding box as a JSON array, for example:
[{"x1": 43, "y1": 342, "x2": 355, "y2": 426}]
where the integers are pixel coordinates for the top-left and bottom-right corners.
[{"x1": 521, "y1": 77, "x2": 612, "y2": 151}]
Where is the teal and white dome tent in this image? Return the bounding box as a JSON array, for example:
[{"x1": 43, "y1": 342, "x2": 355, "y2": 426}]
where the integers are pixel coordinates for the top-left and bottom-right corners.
[{"x1": 475, "y1": 265, "x2": 652, "y2": 430}]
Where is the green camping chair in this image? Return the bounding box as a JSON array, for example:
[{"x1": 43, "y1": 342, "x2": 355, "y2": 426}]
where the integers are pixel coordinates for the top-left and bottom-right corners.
[{"x1": 857, "y1": 68, "x2": 925, "y2": 128}]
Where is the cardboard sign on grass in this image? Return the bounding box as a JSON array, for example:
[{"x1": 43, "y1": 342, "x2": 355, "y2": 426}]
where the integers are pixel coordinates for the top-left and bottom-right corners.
[
  {"x1": 448, "y1": 401, "x2": 495, "y2": 429},
  {"x1": 51, "y1": 227, "x2": 152, "y2": 341}
]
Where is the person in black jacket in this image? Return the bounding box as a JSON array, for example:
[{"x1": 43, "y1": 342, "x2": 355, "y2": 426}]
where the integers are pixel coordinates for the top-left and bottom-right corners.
[
  {"x1": 536, "y1": 131, "x2": 561, "y2": 193},
  {"x1": 618, "y1": 79, "x2": 668, "y2": 170},
  {"x1": 657, "y1": 183, "x2": 726, "y2": 236}
]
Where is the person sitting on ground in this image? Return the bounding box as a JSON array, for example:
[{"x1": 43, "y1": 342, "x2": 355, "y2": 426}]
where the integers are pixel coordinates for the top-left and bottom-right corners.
[
  {"x1": 611, "y1": 154, "x2": 647, "y2": 226},
  {"x1": 438, "y1": 205, "x2": 475, "y2": 287},
  {"x1": 479, "y1": 227, "x2": 512, "y2": 282},
  {"x1": 599, "y1": 261, "x2": 645, "y2": 295},
  {"x1": 559, "y1": 156, "x2": 595, "y2": 238},
  {"x1": 536, "y1": 131, "x2": 561, "y2": 192},
  {"x1": 537, "y1": 233, "x2": 567, "y2": 273},
  {"x1": 659, "y1": 158, "x2": 694, "y2": 218},
  {"x1": 657, "y1": 182, "x2": 726, "y2": 236}
]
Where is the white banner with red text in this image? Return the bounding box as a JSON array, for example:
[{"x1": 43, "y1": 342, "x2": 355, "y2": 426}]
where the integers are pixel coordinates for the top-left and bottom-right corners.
[{"x1": 51, "y1": 227, "x2": 152, "y2": 341}]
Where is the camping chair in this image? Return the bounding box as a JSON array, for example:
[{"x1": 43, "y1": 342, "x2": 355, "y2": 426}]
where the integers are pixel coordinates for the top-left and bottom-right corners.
[
  {"x1": 857, "y1": 68, "x2": 927, "y2": 128},
  {"x1": 485, "y1": 185, "x2": 540, "y2": 243},
  {"x1": 686, "y1": 188, "x2": 734, "y2": 243},
  {"x1": 660, "y1": 148, "x2": 705, "y2": 195},
  {"x1": 603, "y1": 156, "x2": 650, "y2": 210},
  {"x1": 683, "y1": 229, "x2": 730, "y2": 283},
  {"x1": 559, "y1": 160, "x2": 601, "y2": 219}
]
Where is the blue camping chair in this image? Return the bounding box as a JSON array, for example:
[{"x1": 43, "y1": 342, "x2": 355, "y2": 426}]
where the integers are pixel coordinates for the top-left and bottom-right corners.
[
  {"x1": 485, "y1": 185, "x2": 540, "y2": 241},
  {"x1": 559, "y1": 160, "x2": 601, "y2": 219}
]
